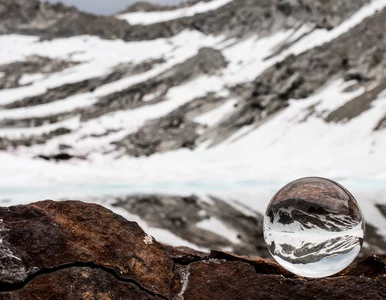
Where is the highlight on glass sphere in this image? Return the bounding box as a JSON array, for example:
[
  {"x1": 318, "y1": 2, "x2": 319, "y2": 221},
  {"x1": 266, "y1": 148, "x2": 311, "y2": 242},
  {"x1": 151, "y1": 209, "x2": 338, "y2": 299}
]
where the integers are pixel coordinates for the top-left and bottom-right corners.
[{"x1": 263, "y1": 177, "x2": 365, "y2": 278}]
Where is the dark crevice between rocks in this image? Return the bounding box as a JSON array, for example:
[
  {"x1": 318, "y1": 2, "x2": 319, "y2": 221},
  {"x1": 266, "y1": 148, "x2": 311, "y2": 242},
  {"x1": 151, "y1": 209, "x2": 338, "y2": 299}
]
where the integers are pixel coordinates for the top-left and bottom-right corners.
[
  {"x1": 209, "y1": 250, "x2": 294, "y2": 277},
  {"x1": 0, "y1": 261, "x2": 169, "y2": 299},
  {"x1": 164, "y1": 246, "x2": 210, "y2": 266}
]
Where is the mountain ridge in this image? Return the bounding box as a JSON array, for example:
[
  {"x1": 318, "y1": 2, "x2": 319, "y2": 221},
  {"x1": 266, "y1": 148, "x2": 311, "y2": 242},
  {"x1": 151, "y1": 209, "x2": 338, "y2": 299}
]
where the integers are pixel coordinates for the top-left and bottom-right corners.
[{"x1": 0, "y1": 0, "x2": 385, "y2": 181}]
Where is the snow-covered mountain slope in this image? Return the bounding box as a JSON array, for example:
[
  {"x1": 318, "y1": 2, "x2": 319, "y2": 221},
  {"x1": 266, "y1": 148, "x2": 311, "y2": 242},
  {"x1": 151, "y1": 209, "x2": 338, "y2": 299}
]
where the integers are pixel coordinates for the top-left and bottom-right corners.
[{"x1": 0, "y1": 0, "x2": 386, "y2": 186}]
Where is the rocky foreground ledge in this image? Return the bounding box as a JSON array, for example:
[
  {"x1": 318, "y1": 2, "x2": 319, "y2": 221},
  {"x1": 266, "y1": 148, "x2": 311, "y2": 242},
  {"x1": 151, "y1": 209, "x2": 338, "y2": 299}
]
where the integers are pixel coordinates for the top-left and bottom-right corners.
[{"x1": 0, "y1": 201, "x2": 385, "y2": 299}]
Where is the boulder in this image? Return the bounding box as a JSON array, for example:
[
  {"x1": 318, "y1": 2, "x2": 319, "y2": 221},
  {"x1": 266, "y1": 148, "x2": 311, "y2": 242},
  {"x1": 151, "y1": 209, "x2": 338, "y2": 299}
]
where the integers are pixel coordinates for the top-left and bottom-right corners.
[{"x1": 0, "y1": 200, "x2": 385, "y2": 299}]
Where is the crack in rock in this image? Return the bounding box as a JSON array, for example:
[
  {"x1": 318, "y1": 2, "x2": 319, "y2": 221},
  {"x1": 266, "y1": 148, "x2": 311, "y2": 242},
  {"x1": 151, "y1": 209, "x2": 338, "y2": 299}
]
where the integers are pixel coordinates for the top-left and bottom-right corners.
[{"x1": 0, "y1": 261, "x2": 168, "y2": 299}]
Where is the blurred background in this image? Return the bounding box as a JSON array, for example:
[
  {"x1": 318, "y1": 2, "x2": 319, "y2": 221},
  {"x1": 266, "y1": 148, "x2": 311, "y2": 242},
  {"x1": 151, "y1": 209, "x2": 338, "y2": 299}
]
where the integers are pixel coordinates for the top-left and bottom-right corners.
[{"x1": 0, "y1": 0, "x2": 385, "y2": 257}]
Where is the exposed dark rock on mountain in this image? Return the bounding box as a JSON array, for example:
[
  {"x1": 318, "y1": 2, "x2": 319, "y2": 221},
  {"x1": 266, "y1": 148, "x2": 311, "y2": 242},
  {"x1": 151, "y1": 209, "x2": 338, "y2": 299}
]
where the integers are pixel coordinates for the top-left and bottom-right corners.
[
  {"x1": 113, "y1": 93, "x2": 225, "y2": 156},
  {"x1": 0, "y1": 112, "x2": 72, "y2": 129},
  {"x1": 112, "y1": 194, "x2": 268, "y2": 256},
  {"x1": 0, "y1": 0, "x2": 369, "y2": 41},
  {"x1": 0, "y1": 0, "x2": 384, "y2": 158},
  {"x1": 326, "y1": 81, "x2": 386, "y2": 123},
  {"x1": 0, "y1": 200, "x2": 385, "y2": 299},
  {"x1": 110, "y1": 193, "x2": 385, "y2": 259},
  {"x1": 113, "y1": 114, "x2": 200, "y2": 157},
  {"x1": 210, "y1": 7, "x2": 386, "y2": 141},
  {"x1": 3, "y1": 58, "x2": 164, "y2": 109},
  {"x1": 36, "y1": 152, "x2": 84, "y2": 161},
  {"x1": 375, "y1": 115, "x2": 386, "y2": 130},
  {"x1": 81, "y1": 47, "x2": 227, "y2": 121},
  {"x1": 0, "y1": 55, "x2": 76, "y2": 90},
  {"x1": 376, "y1": 204, "x2": 386, "y2": 218},
  {"x1": 0, "y1": 127, "x2": 71, "y2": 150}
]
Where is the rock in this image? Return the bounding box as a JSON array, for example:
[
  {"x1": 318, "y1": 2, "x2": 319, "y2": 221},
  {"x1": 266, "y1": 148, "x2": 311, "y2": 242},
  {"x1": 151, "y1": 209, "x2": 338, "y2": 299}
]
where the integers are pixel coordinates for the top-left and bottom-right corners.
[
  {"x1": 112, "y1": 194, "x2": 268, "y2": 257},
  {"x1": 0, "y1": 200, "x2": 385, "y2": 299},
  {"x1": 3, "y1": 58, "x2": 164, "y2": 109},
  {"x1": 0, "y1": 55, "x2": 76, "y2": 90},
  {"x1": 210, "y1": 7, "x2": 386, "y2": 142},
  {"x1": 81, "y1": 47, "x2": 227, "y2": 121},
  {"x1": 111, "y1": 194, "x2": 385, "y2": 259},
  {"x1": 182, "y1": 260, "x2": 386, "y2": 299},
  {"x1": 112, "y1": 114, "x2": 200, "y2": 157},
  {"x1": 325, "y1": 81, "x2": 386, "y2": 123},
  {"x1": 0, "y1": 201, "x2": 174, "y2": 298},
  {"x1": 36, "y1": 152, "x2": 80, "y2": 161},
  {"x1": 0, "y1": 0, "x2": 368, "y2": 41},
  {"x1": 0, "y1": 127, "x2": 72, "y2": 150}
]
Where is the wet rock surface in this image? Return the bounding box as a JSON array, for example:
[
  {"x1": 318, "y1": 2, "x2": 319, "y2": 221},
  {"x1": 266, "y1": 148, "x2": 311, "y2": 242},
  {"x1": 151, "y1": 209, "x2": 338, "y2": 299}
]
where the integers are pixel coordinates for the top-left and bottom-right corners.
[{"x1": 0, "y1": 200, "x2": 385, "y2": 299}]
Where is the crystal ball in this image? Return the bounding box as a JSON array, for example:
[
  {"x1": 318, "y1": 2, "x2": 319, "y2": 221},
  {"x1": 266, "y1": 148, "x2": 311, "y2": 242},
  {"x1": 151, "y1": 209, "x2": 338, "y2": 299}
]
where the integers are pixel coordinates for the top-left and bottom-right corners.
[{"x1": 263, "y1": 177, "x2": 365, "y2": 278}]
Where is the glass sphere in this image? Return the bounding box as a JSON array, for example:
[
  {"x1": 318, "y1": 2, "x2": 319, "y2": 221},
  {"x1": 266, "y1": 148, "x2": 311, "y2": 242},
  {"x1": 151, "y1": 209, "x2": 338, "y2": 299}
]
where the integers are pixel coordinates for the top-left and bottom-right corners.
[{"x1": 263, "y1": 177, "x2": 365, "y2": 278}]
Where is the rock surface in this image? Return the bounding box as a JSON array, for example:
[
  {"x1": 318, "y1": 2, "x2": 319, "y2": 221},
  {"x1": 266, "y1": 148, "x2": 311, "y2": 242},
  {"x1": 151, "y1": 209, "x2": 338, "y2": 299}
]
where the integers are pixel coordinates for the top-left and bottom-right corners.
[{"x1": 0, "y1": 200, "x2": 385, "y2": 299}]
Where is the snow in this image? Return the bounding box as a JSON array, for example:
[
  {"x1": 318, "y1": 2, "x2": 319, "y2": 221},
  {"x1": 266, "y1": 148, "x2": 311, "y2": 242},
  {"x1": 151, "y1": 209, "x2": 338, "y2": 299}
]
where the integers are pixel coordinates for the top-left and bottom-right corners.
[
  {"x1": 97, "y1": 200, "x2": 209, "y2": 251},
  {"x1": 118, "y1": 0, "x2": 233, "y2": 25},
  {"x1": 194, "y1": 99, "x2": 237, "y2": 126},
  {"x1": 196, "y1": 217, "x2": 240, "y2": 244},
  {"x1": 287, "y1": 23, "x2": 315, "y2": 43},
  {"x1": 18, "y1": 73, "x2": 46, "y2": 85},
  {"x1": 281, "y1": 0, "x2": 386, "y2": 57},
  {"x1": 0, "y1": 0, "x2": 385, "y2": 247},
  {"x1": 0, "y1": 31, "x2": 216, "y2": 106}
]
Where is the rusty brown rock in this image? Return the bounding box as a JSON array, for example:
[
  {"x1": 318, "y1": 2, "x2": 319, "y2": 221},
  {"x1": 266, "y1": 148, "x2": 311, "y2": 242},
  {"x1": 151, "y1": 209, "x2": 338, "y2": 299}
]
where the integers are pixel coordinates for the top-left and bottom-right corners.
[
  {"x1": 0, "y1": 267, "x2": 157, "y2": 300},
  {"x1": 0, "y1": 200, "x2": 173, "y2": 298},
  {"x1": 182, "y1": 260, "x2": 386, "y2": 300},
  {"x1": 339, "y1": 255, "x2": 386, "y2": 285},
  {"x1": 209, "y1": 250, "x2": 292, "y2": 276},
  {"x1": 0, "y1": 200, "x2": 385, "y2": 299}
]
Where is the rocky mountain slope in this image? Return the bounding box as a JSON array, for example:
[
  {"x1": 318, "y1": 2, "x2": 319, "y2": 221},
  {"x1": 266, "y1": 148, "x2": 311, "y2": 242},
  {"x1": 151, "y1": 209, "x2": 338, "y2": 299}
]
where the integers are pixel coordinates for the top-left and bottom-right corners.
[
  {"x1": 0, "y1": 0, "x2": 385, "y2": 256},
  {"x1": 0, "y1": 0, "x2": 385, "y2": 172}
]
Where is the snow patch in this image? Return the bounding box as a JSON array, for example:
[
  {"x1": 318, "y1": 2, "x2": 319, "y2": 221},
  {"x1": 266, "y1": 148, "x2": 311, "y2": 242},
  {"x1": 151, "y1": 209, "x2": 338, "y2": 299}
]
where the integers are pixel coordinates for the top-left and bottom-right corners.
[
  {"x1": 119, "y1": 0, "x2": 233, "y2": 25},
  {"x1": 195, "y1": 99, "x2": 237, "y2": 127},
  {"x1": 196, "y1": 217, "x2": 240, "y2": 244}
]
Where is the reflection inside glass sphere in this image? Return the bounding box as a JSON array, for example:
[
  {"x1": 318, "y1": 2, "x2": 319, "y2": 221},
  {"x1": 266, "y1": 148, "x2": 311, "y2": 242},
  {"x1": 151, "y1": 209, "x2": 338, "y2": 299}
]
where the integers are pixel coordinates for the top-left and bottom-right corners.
[{"x1": 263, "y1": 177, "x2": 365, "y2": 278}]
